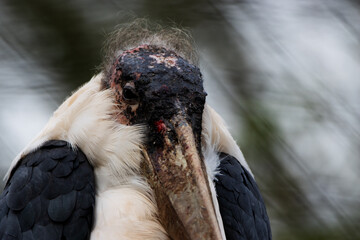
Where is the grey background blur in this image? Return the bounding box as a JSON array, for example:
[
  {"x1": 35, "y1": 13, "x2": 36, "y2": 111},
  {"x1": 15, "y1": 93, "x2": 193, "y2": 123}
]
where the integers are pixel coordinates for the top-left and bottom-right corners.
[{"x1": 1, "y1": 0, "x2": 360, "y2": 239}]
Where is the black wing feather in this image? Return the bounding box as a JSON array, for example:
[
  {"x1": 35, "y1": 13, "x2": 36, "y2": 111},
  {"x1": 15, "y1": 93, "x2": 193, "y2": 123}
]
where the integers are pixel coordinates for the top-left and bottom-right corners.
[
  {"x1": 0, "y1": 140, "x2": 95, "y2": 240},
  {"x1": 215, "y1": 153, "x2": 272, "y2": 240}
]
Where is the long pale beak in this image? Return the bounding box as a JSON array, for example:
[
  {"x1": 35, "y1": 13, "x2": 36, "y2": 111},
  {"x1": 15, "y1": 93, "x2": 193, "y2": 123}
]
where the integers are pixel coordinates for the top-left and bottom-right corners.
[{"x1": 141, "y1": 114, "x2": 222, "y2": 240}]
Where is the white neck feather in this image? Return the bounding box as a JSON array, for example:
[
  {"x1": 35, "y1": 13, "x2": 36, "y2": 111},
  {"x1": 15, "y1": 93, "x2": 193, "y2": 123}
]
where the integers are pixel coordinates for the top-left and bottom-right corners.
[
  {"x1": 202, "y1": 104, "x2": 252, "y2": 178},
  {"x1": 5, "y1": 73, "x2": 168, "y2": 239},
  {"x1": 5, "y1": 73, "x2": 146, "y2": 192}
]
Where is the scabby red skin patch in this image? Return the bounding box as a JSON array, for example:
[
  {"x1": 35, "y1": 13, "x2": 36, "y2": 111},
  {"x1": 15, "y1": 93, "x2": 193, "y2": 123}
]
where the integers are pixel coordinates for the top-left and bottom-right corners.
[{"x1": 103, "y1": 45, "x2": 207, "y2": 148}]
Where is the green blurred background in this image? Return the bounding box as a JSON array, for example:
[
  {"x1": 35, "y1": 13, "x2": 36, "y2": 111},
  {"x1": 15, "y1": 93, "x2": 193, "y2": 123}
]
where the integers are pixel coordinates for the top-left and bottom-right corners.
[{"x1": 1, "y1": 0, "x2": 360, "y2": 239}]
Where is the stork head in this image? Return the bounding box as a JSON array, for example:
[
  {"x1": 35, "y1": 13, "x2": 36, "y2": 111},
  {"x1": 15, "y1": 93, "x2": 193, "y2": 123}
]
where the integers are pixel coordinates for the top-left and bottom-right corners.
[{"x1": 102, "y1": 45, "x2": 222, "y2": 239}]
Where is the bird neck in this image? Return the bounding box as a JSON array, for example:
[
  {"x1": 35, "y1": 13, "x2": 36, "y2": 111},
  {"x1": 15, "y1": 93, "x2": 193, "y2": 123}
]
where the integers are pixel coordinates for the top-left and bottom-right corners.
[
  {"x1": 91, "y1": 178, "x2": 168, "y2": 240},
  {"x1": 6, "y1": 73, "x2": 146, "y2": 189}
]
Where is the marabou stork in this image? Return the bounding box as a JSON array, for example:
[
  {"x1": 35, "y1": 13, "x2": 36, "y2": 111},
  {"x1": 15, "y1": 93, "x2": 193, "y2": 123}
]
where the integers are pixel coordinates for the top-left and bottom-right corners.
[{"x1": 0, "y1": 22, "x2": 271, "y2": 240}]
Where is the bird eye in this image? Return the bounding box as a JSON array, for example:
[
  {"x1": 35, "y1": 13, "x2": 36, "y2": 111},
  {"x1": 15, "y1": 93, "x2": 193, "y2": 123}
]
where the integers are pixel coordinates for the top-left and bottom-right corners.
[{"x1": 122, "y1": 85, "x2": 139, "y2": 104}]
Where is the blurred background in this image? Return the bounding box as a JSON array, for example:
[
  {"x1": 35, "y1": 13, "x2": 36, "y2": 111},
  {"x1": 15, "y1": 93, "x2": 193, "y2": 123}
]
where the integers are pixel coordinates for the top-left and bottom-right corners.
[{"x1": 1, "y1": 0, "x2": 360, "y2": 239}]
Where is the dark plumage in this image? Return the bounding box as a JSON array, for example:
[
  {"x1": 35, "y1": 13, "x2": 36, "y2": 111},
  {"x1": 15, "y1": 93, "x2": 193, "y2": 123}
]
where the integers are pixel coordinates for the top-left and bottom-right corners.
[
  {"x1": 216, "y1": 153, "x2": 272, "y2": 240},
  {"x1": 0, "y1": 140, "x2": 95, "y2": 240}
]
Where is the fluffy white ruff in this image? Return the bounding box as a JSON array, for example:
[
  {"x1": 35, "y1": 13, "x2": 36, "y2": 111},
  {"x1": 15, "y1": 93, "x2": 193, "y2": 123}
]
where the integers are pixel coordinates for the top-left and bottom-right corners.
[
  {"x1": 5, "y1": 73, "x2": 168, "y2": 239},
  {"x1": 202, "y1": 104, "x2": 252, "y2": 179},
  {"x1": 90, "y1": 181, "x2": 168, "y2": 240},
  {"x1": 6, "y1": 74, "x2": 145, "y2": 189}
]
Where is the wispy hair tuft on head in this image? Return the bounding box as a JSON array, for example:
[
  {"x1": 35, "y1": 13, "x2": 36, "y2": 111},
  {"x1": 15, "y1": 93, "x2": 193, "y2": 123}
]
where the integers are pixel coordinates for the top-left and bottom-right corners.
[{"x1": 100, "y1": 18, "x2": 198, "y2": 76}]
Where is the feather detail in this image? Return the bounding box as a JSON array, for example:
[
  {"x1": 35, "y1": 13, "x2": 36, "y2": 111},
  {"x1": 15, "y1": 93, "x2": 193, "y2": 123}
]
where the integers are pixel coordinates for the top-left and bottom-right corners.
[
  {"x1": 202, "y1": 104, "x2": 253, "y2": 178},
  {"x1": 90, "y1": 184, "x2": 168, "y2": 240},
  {"x1": 5, "y1": 73, "x2": 145, "y2": 191},
  {"x1": 4, "y1": 73, "x2": 167, "y2": 239}
]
